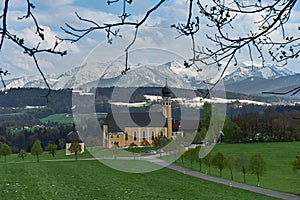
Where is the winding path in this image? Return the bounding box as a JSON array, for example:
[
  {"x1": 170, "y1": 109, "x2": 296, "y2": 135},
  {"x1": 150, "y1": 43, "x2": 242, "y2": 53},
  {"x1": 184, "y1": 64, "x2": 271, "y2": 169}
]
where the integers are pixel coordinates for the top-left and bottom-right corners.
[{"x1": 147, "y1": 157, "x2": 300, "y2": 200}]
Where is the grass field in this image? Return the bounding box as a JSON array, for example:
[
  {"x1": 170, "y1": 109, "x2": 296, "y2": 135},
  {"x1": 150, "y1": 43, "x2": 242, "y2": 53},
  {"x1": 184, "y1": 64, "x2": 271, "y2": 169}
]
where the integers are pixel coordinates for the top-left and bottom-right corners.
[
  {"x1": 40, "y1": 113, "x2": 107, "y2": 124},
  {"x1": 0, "y1": 143, "x2": 298, "y2": 199},
  {"x1": 0, "y1": 154, "x2": 277, "y2": 199},
  {"x1": 171, "y1": 142, "x2": 300, "y2": 195},
  {"x1": 41, "y1": 114, "x2": 75, "y2": 124}
]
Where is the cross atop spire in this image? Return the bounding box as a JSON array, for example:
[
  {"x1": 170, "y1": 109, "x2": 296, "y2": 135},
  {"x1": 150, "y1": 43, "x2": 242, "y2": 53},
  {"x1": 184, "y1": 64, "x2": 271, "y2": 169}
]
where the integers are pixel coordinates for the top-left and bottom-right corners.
[{"x1": 162, "y1": 78, "x2": 171, "y2": 97}]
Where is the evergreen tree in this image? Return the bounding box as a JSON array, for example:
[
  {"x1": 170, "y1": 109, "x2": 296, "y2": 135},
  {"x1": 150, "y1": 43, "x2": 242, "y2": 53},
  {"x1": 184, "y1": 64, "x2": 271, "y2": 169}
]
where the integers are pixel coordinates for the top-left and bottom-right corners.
[
  {"x1": 225, "y1": 155, "x2": 236, "y2": 181},
  {"x1": 30, "y1": 139, "x2": 43, "y2": 162},
  {"x1": 203, "y1": 153, "x2": 213, "y2": 174},
  {"x1": 236, "y1": 153, "x2": 249, "y2": 183},
  {"x1": 18, "y1": 149, "x2": 27, "y2": 161},
  {"x1": 212, "y1": 152, "x2": 226, "y2": 177},
  {"x1": 250, "y1": 153, "x2": 266, "y2": 186},
  {"x1": 68, "y1": 140, "x2": 82, "y2": 161},
  {"x1": 0, "y1": 143, "x2": 12, "y2": 162},
  {"x1": 184, "y1": 148, "x2": 198, "y2": 169},
  {"x1": 292, "y1": 155, "x2": 300, "y2": 171},
  {"x1": 46, "y1": 144, "x2": 58, "y2": 158}
]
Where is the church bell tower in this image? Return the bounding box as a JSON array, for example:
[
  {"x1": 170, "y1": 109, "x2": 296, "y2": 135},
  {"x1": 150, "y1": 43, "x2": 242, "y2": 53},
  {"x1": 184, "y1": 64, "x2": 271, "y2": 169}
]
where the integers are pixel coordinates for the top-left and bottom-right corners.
[{"x1": 162, "y1": 82, "x2": 172, "y2": 139}]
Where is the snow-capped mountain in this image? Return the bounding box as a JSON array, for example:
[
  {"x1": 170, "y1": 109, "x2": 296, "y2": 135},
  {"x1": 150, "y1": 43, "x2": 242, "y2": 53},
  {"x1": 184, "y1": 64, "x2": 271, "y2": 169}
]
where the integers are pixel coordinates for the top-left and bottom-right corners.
[
  {"x1": 2, "y1": 61, "x2": 296, "y2": 93},
  {"x1": 3, "y1": 61, "x2": 205, "y2": 90},
  {"x1": 96, "y1": 61, "x2": 206, "y2": 89},
  {"x1": 223, "y1": 63, "x2": 295, "y2": 84},
  {"x1": 4, "y1": 62, "x2": 111, "y2": 90}
]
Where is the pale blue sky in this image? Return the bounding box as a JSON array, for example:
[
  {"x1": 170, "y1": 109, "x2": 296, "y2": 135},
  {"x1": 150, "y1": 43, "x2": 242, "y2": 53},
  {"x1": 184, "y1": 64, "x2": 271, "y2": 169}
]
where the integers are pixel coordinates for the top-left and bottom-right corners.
[{"x1": 2, "y1": 0, "x2": 300, "y2": 78}]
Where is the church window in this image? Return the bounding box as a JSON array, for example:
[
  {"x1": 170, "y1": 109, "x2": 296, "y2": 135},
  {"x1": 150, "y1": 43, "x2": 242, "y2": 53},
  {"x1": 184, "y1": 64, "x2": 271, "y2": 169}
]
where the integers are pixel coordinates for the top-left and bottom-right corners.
[
  {"x1": 125, "y1": 132, "x2": 128, "y2": 141},
  {"x1": 142, "y1": 131, "x2": 146, "y2": 140},
  {"x1": 151, "y1": 131, "x2": 154, "y2": 140},
  {"x1": 134, "y1": 132, "x2": 137, "y2": 141},
  {"x1": 160, "y1": 131, "x2": 164, "y2": 137},
  {"x1": 111, "y1": 135, "x2": 113, "y2": 138}
]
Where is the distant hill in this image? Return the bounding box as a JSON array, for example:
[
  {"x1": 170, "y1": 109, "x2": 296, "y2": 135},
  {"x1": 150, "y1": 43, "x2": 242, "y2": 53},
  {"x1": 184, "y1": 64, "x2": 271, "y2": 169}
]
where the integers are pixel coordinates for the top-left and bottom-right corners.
[
  {"x1": 225, "y1": 74, "x2": 300, "y2": 97},
  {"x1": 0, "y1": 87, "x2": 297, "y2": 110},
  {"x1": 222, "y1": 63, "x2": 295, "y2": 84}
]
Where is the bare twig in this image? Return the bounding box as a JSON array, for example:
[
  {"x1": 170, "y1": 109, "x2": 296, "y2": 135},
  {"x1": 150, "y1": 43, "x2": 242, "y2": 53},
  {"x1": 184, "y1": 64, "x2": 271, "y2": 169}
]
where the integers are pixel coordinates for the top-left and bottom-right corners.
[
  {"x1": 0, "y1": 0, "x2": 67, "y2": 97},
  {"x1": 61, "y1": 0, "x2": 165, "y2": 74}
]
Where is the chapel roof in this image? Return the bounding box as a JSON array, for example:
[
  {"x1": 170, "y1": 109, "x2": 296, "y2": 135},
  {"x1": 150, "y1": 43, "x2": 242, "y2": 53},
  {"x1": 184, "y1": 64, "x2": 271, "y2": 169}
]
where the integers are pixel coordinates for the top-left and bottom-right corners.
[
  {"x1": 65, "y1": 124, "x2": 84, "y2": 143},
  {"x1": 104, "y1": 112, "x2": 168, "y2": 133}
]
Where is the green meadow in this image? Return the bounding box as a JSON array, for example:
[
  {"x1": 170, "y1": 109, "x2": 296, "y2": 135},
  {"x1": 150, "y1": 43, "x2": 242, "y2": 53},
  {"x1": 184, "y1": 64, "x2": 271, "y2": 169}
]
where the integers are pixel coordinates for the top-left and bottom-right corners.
[
  {"x1": 172, "y1": 142, "x2": 300, "y2": 195},
  {"x1": 40, "y1": 113, "x2": 107, "y2": 124},
  {"x1": 0, "y1": 157, "x2": 275, "y2": 199},
  {"x1": 41, "y1": 114, "x2": 75, "y2": 124},
  {"x1": 0, "y1": 143, "x2": 298, "y2": 199}
]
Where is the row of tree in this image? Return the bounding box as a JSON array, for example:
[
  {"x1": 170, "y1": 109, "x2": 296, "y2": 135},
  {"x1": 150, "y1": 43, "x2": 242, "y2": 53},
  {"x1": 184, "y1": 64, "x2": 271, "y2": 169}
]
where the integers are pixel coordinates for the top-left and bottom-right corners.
[
  {"x1": 0, "y1": 125, "x2": 74, "y2": 153},
  {"x1": 0, "y1": 140, "x2": 54, "y2": 162},
  {"x1": 194, "y1": 105, "x2": 300, "y2": 144},
  {"x1": 0, "y1": 140, "x2": 82, "y2": 162},
  {"x1": 180, "y1": 147, "x2": 266, "y2": 186},
  {"x1": 233, "y1": 107, "x2": 300, "y2": 143}
]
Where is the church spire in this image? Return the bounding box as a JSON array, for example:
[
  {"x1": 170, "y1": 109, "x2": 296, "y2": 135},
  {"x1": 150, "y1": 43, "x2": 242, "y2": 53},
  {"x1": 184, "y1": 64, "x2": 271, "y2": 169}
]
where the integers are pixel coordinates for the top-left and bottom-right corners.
[{"x1": 162, "y1": 79, "x2": 171, "y2": 97}]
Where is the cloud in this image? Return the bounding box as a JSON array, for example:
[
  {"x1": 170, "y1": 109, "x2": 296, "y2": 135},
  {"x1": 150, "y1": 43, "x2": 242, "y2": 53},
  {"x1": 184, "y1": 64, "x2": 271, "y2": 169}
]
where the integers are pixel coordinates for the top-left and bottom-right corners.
[
  {"x1": 38, "y1": 0, "x2": 75, "y2": 7},
  {"x1": 3, "y1": 0, "x2": 300, "y2": 80}
]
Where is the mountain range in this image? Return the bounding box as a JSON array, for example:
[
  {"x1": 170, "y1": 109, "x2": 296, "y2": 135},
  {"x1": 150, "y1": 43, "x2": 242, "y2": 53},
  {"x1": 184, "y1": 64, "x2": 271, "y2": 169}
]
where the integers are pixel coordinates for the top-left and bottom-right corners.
[{"x1": 2, "y1": 61, "x2": 299, "y2": 97}]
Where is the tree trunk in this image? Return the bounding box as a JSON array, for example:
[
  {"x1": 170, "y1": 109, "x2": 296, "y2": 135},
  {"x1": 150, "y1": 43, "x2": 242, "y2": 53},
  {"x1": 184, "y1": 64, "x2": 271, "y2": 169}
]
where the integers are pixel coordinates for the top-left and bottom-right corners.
[
  {"x1": 199, "y1": 162, "x2": 202, "y2": 172},
  {"x1": 257, "y1": 173, "x2": 260, "y2": 186},
  {"x1": 230, "y1": 168, "x2": 233, "y2": 180},
  {"x1": 219, "y1": 168, "x2": 222, "y2": 177},
  {"x1": 36, "y1": 155, "x2": 39, "y2": 162},
  {"x1": 243, "y1": 172, "x2": 246, "y2": 183},
  {"x1": 75, "y1": 152, "x2": 78, "y2": 161}
]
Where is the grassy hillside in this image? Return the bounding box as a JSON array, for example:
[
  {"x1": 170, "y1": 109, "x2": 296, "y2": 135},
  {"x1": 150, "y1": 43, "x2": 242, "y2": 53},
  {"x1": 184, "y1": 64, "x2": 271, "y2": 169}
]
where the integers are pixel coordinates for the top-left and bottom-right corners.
[
  {"x1": 0, "y1": 143, "x2": 298, "y2": 199},
  {"x1": 173, "y1": 142, "x2": 300, "y2": 195},
  {"x1": 0, "y1": 158, "x2": 276, "y2": 199},
  {"x1": 40, "y1": 113, "x2": 107, "y2": 124},
  {"x1": 41, "y1": 114, "x2": 75, "y2": 124}
]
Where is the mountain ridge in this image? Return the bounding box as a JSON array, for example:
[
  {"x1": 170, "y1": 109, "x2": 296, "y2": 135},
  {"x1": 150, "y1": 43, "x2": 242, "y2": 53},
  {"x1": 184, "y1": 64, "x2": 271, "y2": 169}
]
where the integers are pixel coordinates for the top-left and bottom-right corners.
[{"x1": 2, "y1": 61, "x2": 297, "y2": 97}]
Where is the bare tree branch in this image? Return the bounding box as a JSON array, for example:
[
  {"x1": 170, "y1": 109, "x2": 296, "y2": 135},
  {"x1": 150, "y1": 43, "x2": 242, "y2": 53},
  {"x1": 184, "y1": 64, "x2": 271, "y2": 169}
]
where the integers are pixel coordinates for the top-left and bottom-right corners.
[
  {"x1": 1, "y1": 0, "x2": 299, "y2": 97},
  {"x1": 194, "y1": 0, "x2": 299, "y2": 95},
  {"x1": 262, "y1": 86, "x2": 300, "y2": 96},
  {"x1": 0, "y1": 0, "x2": 67, "y2": 97},
  {"x1": 61, "y1": 0, "x2": 166, "y2": 74}
]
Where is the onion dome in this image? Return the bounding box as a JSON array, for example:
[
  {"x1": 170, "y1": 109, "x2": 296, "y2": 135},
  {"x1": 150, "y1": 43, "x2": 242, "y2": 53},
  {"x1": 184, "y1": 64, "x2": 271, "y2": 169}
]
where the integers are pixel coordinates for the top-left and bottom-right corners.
[{"x1": 162, "y1": 82, "x2": 171, "y2": 97}]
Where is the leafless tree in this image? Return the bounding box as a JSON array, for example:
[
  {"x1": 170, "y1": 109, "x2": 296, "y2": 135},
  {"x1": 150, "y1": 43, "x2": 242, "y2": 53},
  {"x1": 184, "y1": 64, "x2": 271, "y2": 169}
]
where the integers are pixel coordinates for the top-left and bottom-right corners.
[
  {"x1": 0, "y1": 0, "x2": 67, "y2": 96},
  {"x1": 61, "y1": 0, "x2": 300, "y2": 93},
  {"x1": 1, "y1": 0, "x2": 300, "y2": 94}
]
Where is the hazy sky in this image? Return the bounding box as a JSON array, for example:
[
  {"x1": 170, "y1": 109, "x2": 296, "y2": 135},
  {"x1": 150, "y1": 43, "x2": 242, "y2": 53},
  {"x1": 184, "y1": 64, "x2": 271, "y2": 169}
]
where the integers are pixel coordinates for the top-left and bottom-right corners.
[{"x1": 1, "y1": 0, "x2": 300, "y2": 78}]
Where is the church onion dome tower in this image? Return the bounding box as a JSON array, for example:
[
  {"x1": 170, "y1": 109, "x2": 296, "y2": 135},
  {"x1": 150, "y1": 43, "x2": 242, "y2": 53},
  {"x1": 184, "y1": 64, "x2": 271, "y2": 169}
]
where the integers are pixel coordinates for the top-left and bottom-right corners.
[
  {"x1": 162, "y1": 81, "x2": 172, "y2": 139},
  {"x1": 162, "y1": 82, "x2": 171, "y2": 97}
]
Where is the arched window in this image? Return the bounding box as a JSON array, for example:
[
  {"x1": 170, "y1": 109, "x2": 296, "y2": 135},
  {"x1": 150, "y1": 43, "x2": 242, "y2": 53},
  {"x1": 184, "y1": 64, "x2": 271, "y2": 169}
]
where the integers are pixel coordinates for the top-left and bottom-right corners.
[
  {"x1": 125, "y1": 132, "x2": 128, "y2": 141},
  {"x1": 134, "y1": 131, "x2": 137, "y2": 141},
  {"x1": 151, "y1": 131, "x2": 155, "y2": 140},
  {"x1": 142, "y1": 131, "x2": 146, "y2": 140},
  {"x1": 160, "y1": 131, "x2": 164, "y2": 137}
]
